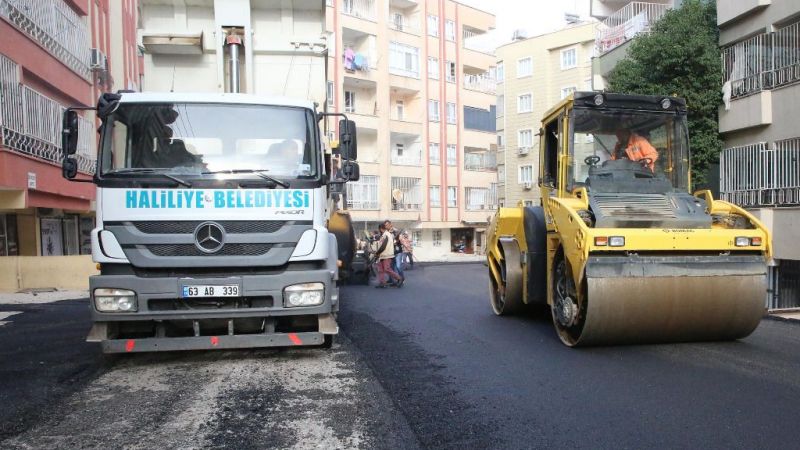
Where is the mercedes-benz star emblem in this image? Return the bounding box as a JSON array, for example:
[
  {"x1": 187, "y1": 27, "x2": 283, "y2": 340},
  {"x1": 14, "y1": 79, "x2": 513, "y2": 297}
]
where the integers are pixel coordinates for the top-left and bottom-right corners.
[{"x1": 194, "y1": 222, "x2": 225, "y2": 254}]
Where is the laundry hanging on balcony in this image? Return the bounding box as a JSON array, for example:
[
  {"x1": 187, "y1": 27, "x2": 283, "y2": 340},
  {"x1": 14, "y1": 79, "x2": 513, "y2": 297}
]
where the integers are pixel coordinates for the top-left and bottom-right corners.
[{"x1": 343, "y1": 48, "x2": 369, "y2": 72}]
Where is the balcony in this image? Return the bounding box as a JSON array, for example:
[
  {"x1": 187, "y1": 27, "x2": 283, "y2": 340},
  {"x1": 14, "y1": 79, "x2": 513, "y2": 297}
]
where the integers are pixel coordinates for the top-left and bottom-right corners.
[
  {"x1": 388, "y1": 12, "x2": 421, "y2": 35},
  {"x1": 720, "y1": 139, "x2": 800, "y2": 208},
  {"x1": 0, "y1": 55, "x2": 95, "y2": 173},
  {"x1": 390, "y1": 132, "x2": 422, "y2": 166},
  {"x1": 341, "y1": 0, "x2": 376, "y2": 21},
  {"x1": 465, "y1": 186, "x2": 498, "y2": 211},
  {"x1": 595, "y1": 2, "x2": 671, "y2": 55},
  {"x1": 463, "y1": 73, "x2": 496, "y2": 95},
  {"x1": 0, "y1": 0, "x2": 91, "y2": 79},
  {"x1": 346, "y1": 174, "x2": 380, "y2": 210},
  {"x1": 464, "y1": 147, "x2": 497, "y2": 172},
  {"x1": 721, "y1": 21, "x2": 800, "y2": 101},
  {"x1": 391, "y1": 176, "x2": 423, "y2": 211}
]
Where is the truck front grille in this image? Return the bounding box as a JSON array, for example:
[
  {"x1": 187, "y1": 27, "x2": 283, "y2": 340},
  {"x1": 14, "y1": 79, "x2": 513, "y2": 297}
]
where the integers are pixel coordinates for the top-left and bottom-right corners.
[
  {"x1": 133, "y1": 221, "x2": 287, "y2": 234},
  {"x1": 148, "y1": 296, "x2": 274, "y2": 311},
  {"x1": 147, "y1": 243, "x2": 273, "y2": 257}
]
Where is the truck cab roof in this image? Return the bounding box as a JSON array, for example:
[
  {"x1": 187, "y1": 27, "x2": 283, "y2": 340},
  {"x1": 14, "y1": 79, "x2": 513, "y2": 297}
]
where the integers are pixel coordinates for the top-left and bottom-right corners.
[{"x1": 117, "y1": 92, "x2": 316, "y2": 111}]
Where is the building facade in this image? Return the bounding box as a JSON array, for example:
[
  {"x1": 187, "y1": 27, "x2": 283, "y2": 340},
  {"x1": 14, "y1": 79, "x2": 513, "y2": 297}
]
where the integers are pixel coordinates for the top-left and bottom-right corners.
[
  {"x1": 716, "y1": 0, "x2": 800, "y2": 308},
  {"x1": 0, "y1": 0, "x2": 139, "y2": 290},
  {"x1": 328, "y1": 0, "x2": 498, "y2": 259},
  {"x1": 495, "y1": 23, "x2": 595, "y2": 207},
  {"x1": 590, "y1": 0, "x2": 677, "y2": 89}
]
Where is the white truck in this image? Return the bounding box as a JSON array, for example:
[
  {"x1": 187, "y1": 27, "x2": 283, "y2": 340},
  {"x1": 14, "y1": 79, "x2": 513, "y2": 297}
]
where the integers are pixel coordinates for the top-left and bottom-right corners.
[{"x1": 59, "y1": 0, "x2": 359, "y2": 352}]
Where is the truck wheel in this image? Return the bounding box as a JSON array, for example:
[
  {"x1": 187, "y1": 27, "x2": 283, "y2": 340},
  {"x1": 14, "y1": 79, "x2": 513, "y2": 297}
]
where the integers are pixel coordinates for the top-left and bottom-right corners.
[{"x1": 319, "y1": 334, "x2": 334, "y2": 349}]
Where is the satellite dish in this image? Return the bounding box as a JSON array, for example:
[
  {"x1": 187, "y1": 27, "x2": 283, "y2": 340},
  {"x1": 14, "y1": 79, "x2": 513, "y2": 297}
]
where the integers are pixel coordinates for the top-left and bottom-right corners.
[{"x1": 392, "y1": 189, "x2": 404, "y2": 202}]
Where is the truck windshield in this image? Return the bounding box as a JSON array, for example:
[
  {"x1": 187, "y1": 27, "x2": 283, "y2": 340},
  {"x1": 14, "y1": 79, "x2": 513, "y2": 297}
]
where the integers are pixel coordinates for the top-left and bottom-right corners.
[
  {"x1": 99, "y1": 103, "x2": 318, "y2": 179},
  {"x1": 568, "y1": 107, "x2": 690, "y2": 193}
]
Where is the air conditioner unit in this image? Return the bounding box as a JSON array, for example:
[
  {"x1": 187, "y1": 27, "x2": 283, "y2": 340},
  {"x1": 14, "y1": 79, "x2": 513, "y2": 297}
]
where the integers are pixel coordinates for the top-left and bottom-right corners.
[
  {"x1": 523, "y1": 181, "x2": 533, "y2": 190},
  {"x1": 517, "y1": 146, "x2": 529, "y2": 155},
  {"x1": 90, "y1": 48, "x2": 107, "y2": 71}
]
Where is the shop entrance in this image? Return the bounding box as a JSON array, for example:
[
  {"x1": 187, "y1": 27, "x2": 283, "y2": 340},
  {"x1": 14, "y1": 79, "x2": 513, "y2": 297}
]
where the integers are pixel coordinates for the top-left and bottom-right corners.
[{"x1": 450, "y1": 228, "x2": 475, "y2": 254}]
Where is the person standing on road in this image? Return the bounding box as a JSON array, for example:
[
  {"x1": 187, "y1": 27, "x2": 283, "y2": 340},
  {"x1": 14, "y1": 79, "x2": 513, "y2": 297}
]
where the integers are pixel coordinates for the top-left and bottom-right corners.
[
  {"x1": 376, "y1": 223, "x2": 403, "y2": 288},
  {"x1": 384, "y1": 220, "x2": 405, "y2": 280},
  {"x1": 399, "y1": 231, "x2": 413, "y2": 270}
]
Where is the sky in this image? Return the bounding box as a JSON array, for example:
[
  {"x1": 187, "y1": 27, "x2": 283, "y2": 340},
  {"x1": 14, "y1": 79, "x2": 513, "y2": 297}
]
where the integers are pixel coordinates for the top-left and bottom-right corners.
[{"x1": 458, "y1": 0, "x2": 594, "y2": 46}]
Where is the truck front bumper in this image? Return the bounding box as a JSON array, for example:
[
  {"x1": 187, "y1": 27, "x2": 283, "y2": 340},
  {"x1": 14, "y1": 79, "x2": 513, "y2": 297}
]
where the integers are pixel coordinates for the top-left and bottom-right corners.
[{"x1": 87, "y1": 266, "x2": 339, "y2": 352}]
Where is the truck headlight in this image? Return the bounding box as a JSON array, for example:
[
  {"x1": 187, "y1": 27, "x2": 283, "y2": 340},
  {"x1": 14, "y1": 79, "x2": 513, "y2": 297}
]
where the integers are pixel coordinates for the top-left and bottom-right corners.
[
  {"x1": 94, "y1": 288, "x2": 137, "y2": 312},
  {"x1": 283, "y1": 283, "x2": 325, "y2": 307}
]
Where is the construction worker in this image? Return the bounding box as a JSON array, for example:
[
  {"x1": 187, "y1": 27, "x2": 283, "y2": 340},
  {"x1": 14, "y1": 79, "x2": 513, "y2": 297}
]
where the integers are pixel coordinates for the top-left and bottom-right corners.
[{"x1": 611, "y1": 128, "x2": 658, "y2": 171}]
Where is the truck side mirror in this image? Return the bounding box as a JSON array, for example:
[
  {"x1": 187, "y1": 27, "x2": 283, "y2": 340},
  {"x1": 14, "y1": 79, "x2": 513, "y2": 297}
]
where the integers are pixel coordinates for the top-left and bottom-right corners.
[
  {"x1": 342, "y1": 160, "x2": 360, "y2": 181},
  {"x1": 62, "y1": 109, "x2": 79, "y2": 156},
  {"x1": 338, "y1": 119, "x2": 358, "y2": 161},
  {"x1": 62, "y1": 157, "x2": 78, "y2": 179}
]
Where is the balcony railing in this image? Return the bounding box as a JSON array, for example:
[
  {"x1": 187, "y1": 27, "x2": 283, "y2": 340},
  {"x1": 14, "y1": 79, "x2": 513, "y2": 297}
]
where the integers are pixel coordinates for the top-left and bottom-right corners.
[
  {"x1": 346, "y1": 175, "x2": 380, "y2": 210},
  {"x1": 342, "y1": 0, "x2": 376, "y2": 21},
  {"x1": 720, "y1": 139, "x2": 800, "y2": 207},
  {"x1": 388, "y1": 13, "x2": 420, "y2": 35},
  {"x1": 722, "y1": 20, "x2": 800, "y2": 100},
  {"x1": 463, "y1": 28, "x2": 495, "y2": 55},
  {"x1": 596, "y1": 2, "x2": 671, "y2": 55},
  {"x1": 465, "y1": 186, "x2": 498, "y2": 211},
  {"x1": 0, "y1": 0, "x2": 91, "y2": 79},
  {"x1": 391, "y1": 176, "x2": 422, "y2": 210},
  {"x1": 391, "y1": 147, "x2": 422, "y2": 166},
  {"x1": 0, "y1": 54, "x2": 95, "y2": 173},
  {"x1": 464, "y1": 150, "x2": 497, "y2": 171},
  {"x1": 463, "y1": 73, "x2": 496, "y2": 94}
]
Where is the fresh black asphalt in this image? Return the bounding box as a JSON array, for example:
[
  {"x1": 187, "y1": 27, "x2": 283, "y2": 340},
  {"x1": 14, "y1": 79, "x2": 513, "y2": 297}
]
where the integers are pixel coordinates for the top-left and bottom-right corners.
[{"x1": 2, "y1": 263, "x2": 800, "y2": 448}]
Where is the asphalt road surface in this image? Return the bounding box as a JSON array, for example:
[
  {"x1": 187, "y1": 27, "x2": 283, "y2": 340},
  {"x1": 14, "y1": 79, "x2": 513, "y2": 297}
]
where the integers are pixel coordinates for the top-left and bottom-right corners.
[{"x1": 2, "y1": 263, "x2": 800, "y2": 449}]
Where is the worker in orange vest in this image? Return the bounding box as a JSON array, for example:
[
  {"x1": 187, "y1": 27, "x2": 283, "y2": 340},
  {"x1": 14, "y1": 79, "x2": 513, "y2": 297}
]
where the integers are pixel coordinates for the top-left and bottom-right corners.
[{"x1": 611, "y1": 129, "x2": 658, "y2": 171}]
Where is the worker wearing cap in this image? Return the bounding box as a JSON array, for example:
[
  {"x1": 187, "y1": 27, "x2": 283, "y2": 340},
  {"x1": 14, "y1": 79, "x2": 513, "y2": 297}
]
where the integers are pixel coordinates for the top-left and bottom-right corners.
[{"x1": 611, "y1": 129, "x2": 658, "y2": 171}]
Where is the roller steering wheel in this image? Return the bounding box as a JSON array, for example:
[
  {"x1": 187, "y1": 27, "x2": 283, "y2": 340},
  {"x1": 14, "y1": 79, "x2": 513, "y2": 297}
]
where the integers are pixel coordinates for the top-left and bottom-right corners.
[
  {"x1": 637, "y1": 157, "x2": 654, "y2": 169},
  {"x1": 584, "y1": 155, "x2": 601, "y2": 166}
]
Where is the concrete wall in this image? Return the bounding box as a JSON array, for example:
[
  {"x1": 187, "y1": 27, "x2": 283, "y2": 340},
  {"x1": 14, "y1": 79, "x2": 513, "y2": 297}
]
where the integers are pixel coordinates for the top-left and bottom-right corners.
[
  {"x1": 0, "y1": 256, "x2": 97, "y2": 292},
  {"x1": 748, "y1": 208, "x2": 800, "y2": 261},
  {"x1": 717, "y1": 0, "x2": 798, "y2": 46}
]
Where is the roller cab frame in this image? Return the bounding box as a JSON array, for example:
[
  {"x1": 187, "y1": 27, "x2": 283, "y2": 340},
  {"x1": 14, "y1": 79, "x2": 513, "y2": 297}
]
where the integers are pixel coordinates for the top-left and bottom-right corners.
[{"x1": 487, "y1": 92, "x2": 771, "y2": 347}]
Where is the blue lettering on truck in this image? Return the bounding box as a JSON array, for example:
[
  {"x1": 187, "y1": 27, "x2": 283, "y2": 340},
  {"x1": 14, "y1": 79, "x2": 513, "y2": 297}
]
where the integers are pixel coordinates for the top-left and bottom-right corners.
[{"x1": 124, "y1": 189, "x2": 310, "y2": 209}]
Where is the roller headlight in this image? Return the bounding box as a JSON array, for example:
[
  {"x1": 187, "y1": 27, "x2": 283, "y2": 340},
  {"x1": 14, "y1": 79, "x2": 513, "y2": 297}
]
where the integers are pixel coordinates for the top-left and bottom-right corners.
[
  {"x1": 283, "y1": 283, "x2": 325, "y2": 307},
  {"x1": 735, "y1": 236, "x2": 751, "y2": 247},
  {"x1": 94, "y1": 288, "x2": 137, "y2": 312}
]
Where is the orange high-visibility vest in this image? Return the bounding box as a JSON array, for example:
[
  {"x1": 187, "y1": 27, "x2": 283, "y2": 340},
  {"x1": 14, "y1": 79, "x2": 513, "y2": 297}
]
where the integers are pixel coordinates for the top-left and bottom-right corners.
[{"x1": 612, "y1": 133, "x2": 658, "y2": 170}]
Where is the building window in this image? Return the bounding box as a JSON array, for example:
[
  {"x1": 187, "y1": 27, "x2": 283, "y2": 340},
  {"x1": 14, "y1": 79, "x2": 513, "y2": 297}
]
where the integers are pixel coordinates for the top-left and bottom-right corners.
[
  {"x1": 497, "y1": 95, "x2": 504, "y2": 116},
  {"x1": 429, "y1": 142, "x2": 440, "y2": 165},
  {"x1": 446, "y1": 102, "x2": 457, "y2": 124},
  {"x1": 465, "y1": 186, "x2": 498, "y2": 210},
  {"x1": 346, "y1": 175, "x2": 379, "y2": 209},
  {"x1": 560, "y1": 86, "x2": 576, "y2": 99},
  {"x1": 391, "y1": 177, "x2": 423, "y2": 210},
  {"x1": 427, "y1": 14, "x2": 439, "y2": 37},
  {"x1": 326, "y1": 81, "x2": 334, "y2": 108},
  {"x1": 518, "y1": 129, "x2": 533, "y2": 149},
  {"x1": 412, "y1": 230, "x2": 422, "y2": 247},
  {"x1": 498, "y1": 164, "x2": 506, "y2": 182},
  {"x1": 497, "y1": 133, "x2": 505, "y2": 148},
  {"x1": 395, "y1": 100, "x2": 404, "y2": 120},
  {"x1": 429, "y1": 99, "x2": 440, "y2": 121},
  {"x1": 446, "y1": 61, "x2": 456, "y2": 83},
  {"x1": 519, "y1": 165, "x2": 533, "y2": 184},
  {"x1": 344, "y1": 90, "x2": 356, "y2": 113},
  {"x1": 446, "y1": 144, "x2": 457, "y2": 166},
  {"x1": 429, "y1": 185, "x2": 441, "y2": 207},
  {"x1": 561, "y1": 47, "x2": 577, "y2": 70},
  {"x1": 428, "y1": 56, "x2": 439, "y2": 79},
  {"x1": 497, "y1": 61, "x2": 504, "y2": 82},
  {"x1": 445, "y1": 20, "x2": 455, "y2": 41},
  {"x1": 517, "y1": 57, "x2": 532, "y2": 77},
  {"x1": 517, "y1": 93, "x2": 532, "y2": 113},
  {"x1": 389, "y1": 41, "x2": 420, "y2": 78},
  {"x1": 433, "y1": 230, "x2": 442, "y2": 246},
  {"x1": 447, "y1": 186, "x2": 457, "y2": 207}
]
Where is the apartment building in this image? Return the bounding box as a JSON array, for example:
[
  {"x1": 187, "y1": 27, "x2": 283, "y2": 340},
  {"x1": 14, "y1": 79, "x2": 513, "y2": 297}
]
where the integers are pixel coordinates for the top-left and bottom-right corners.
[
  {"x1": 590, "y1": 0, "x2": 678, "y2": 89},
  {"x1": 717, "y1": 0, "x2": 800, "y2": 308},
  {"x1": 328, "y1": 0, "x2": 497, "y2": 259},
  {"x1": 495, "y1": 23, "x2": 595, "y2": 207},
  {"x1": 0, "y1": 0, "x2": 139, "y2": 289}
]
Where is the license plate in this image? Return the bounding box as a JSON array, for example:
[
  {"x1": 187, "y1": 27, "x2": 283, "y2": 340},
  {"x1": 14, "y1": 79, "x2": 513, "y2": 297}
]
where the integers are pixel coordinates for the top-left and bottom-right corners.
[{"x1": 182, "y1": 285, "x2": 240, "y2": 298}]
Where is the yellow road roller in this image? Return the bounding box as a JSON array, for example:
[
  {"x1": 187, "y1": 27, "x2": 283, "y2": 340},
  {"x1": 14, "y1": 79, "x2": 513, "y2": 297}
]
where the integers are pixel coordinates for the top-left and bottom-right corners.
[{"x1": 486, "y1": 92, "x2": 771, "y2": 347}]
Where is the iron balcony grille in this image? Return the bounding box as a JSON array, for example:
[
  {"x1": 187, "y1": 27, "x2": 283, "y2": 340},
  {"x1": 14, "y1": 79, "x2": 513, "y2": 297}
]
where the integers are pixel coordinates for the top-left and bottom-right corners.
[
  {"x1": 146, "y1": 243, "x2": 273, "y2": 257},
  {"x1": 720, "y1": 139, "x2": 800, "y2": 207}
]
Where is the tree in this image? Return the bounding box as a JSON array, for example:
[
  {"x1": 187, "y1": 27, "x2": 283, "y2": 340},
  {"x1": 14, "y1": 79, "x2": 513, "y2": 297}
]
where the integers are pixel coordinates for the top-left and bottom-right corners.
[{"x1": 608, "y1": 0, "x2": 722, "y2": 188}]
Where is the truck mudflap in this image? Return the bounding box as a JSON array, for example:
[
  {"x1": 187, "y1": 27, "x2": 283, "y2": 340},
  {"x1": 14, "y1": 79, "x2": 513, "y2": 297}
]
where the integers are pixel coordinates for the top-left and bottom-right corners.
[
  {"x1": 89, "y1": 313, "x2": 338, "y2": 353},
  {"x1": 556, "y1": 254, "x2": 767, "y2": 346}
]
